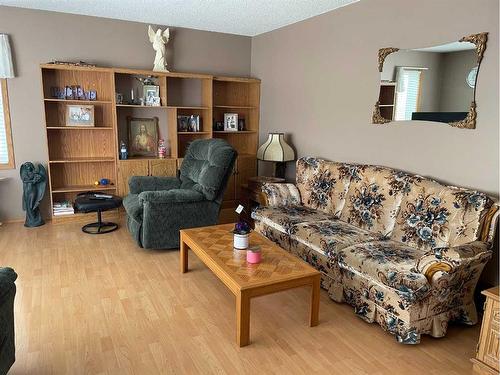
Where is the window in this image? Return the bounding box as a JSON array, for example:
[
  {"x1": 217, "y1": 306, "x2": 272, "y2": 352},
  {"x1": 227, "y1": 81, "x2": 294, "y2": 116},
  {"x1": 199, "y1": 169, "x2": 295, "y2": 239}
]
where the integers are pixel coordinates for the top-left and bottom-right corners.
[
  {"x1": 394, "y1": 67, "x2": 423, "y2": 121},
  {"x1": 0, "y1": 78, "x2": 14, "y2": 169}
]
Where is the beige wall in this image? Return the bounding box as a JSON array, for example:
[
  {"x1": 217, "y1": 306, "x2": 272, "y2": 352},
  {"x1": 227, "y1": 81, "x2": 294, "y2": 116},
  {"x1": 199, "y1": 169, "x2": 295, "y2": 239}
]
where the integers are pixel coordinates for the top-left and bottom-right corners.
[
  {"x1": 251, "y1": 0, "x2": 498, "y2": 284},
  {"x1": 439, "y1": 49, "x2": 476, "y2": 112},
  {"x1": 0, "y1": 6, "x2": 251, "y2": 221}
]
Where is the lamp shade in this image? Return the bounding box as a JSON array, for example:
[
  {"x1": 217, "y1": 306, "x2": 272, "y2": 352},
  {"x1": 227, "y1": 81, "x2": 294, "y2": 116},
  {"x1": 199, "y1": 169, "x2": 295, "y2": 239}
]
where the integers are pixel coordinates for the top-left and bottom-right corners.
[
  {"x1": 0, "y1": 34, "x2": 15, "y2": 79},
  {"x1": 257, "y1": 133, "x2": 295, "y2": 162}
]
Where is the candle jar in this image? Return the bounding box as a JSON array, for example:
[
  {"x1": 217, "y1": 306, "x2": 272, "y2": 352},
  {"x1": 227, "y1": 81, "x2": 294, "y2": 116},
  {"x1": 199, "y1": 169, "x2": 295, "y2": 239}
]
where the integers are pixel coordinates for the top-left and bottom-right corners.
[
  {"x1": 247, "y1": 247, "x2": 261, "y2": 264},
  {"x1": 233, "y1": 233, "x2": 249, "y2": 250}
]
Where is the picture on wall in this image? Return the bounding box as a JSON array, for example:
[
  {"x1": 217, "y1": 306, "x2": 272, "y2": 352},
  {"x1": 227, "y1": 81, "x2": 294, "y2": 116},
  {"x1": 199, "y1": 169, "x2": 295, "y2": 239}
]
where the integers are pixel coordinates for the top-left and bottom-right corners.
[
  {"x1": 128, "y1": 117, "x2": 159, "y2": 157},
  {"x1": 224, "y1": 113, "x2": 238, "y2": 131},
  {"x1": 66, "y1": 105, "x2": 95, "y2": 127}
]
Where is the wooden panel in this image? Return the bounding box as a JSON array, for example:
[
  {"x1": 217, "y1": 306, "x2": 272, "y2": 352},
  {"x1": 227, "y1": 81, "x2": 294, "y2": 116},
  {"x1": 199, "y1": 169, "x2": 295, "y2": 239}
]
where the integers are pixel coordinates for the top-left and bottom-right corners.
[
  {"x1": 47, "y1": 128, "x2": 115, "y2": 159},
  {"x1": 236, "y1": 155, "x2": 257, "y2": 200},
  {"x1": 50, "y1": 162, "x2": 116, "y2": 190},
  {"x1": 117, "y1": 159, "x2": 149, "y2": 196},
  {"x1": 41, "y1": 68, "x2": 114, "y2": 101},
  {"x1": 44, "y1": 102, "x2": 113, "y2": 127},
  {"x1": 0, "y1": 79, "x2": 15, "y2": 170},
  {"x1": 149, "y1": 159, "x2": 177, "y2": 177}
]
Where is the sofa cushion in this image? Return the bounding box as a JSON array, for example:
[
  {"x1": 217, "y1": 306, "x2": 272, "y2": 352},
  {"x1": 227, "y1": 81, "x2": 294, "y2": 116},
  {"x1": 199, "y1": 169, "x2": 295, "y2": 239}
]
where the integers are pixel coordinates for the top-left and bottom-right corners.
[
  {"x1": 252, "y1": 205, "x2": 332, "y2": 235},
  {"x1": 340, "y1": 166, "x2": 422, "y2": 237},
  {"x1": 391, "y1": 177, "x2": 493, "y2": 250},
  {"x1": 296, "y1": 157, "x2": 352, "y2": 217},
  {"x1": 290, "y1": 220, "x2": 380, "y2": 257},
  {"x1": 337, "y1": 241, "x2": 430, "y2": 302}
]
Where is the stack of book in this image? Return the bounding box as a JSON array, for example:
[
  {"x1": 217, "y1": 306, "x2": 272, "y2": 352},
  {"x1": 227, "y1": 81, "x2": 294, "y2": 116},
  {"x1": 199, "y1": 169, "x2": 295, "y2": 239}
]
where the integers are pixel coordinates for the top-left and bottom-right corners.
[{"x1": 53, "y1": 201, "x2": 74, "y2": 216}]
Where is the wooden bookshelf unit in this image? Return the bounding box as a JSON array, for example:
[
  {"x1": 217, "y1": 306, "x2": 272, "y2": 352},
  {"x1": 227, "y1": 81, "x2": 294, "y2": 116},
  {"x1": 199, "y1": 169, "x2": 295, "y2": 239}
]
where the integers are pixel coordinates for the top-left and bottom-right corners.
[{"x1": 41, "y1": 64, "x2": 260, "y2": 222}]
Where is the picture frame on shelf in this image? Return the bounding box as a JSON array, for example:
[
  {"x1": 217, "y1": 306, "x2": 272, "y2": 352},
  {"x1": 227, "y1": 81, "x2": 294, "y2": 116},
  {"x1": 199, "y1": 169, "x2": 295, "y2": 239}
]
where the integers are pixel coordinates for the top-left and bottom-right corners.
[
  {"x1": 66, "y1": 105, "x2": 95, "y2": 127},
  {"x1": 188, "y1": 115, "x2": 200, "y2": 132},
  {"x1": 177, "y1": 115, "x2": 190, "y2": 132},
  {"x1": 224, "y1": 113, "x2": 238, "y2": 132},
  {"x1": 127, "y1": 117, "x2": 159, "y2": 157},
  {"x1": 143, "y1": 85, "x2": 160, "y2": 106}
]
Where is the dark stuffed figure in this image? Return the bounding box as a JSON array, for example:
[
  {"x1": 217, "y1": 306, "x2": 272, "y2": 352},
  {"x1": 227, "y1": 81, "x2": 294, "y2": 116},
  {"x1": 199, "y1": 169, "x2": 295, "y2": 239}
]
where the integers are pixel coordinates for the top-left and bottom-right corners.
[
  {"x1": 123, "y1": 138, "x2": 237, "y2": 249},
  {"x1": 0, "y1": 267, "x2": 17, "y2": 375}
]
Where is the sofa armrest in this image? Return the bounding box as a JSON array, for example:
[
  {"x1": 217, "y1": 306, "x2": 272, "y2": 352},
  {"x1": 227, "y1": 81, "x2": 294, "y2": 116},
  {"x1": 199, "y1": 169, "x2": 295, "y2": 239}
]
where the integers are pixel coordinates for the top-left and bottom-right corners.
[
  {"x1": 129, "y1": 176, "x2": 181, "y2": 194},
  {"x1": 139, "y1": 189, "x2": 205, "y2": 204},
  {"x1": 262, "y1": 183, "x2": 301, "y2": 207},
  {"x1": 0, "y1": 267, "x2": 17, "y2": 299},
  {"x1": 414, "y1": 241, "x2": 492, "y2": 283}
]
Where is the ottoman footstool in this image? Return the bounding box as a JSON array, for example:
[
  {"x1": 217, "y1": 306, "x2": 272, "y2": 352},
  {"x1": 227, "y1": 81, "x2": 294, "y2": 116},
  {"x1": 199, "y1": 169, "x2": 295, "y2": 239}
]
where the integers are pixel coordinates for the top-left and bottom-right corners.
[{"x1": 74, "y1": 192, "x2": 122, "y2": 234}]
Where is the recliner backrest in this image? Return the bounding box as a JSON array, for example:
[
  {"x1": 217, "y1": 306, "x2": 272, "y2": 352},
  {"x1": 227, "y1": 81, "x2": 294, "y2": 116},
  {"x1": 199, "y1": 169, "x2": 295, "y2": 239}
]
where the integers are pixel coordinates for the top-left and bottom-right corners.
[{"x1": 180, "y1": 139, "x2": 237, "y2": 202}]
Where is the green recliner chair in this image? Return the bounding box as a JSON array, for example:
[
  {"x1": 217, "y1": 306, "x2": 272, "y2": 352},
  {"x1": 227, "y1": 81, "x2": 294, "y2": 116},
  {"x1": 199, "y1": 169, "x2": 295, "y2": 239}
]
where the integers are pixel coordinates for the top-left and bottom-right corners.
[
  {"x1": 123, "y1": 138, "x2": 237, "y2": 249},
  {"x1": 0, "y1": 267, "x2": 17, "y2": 375}
]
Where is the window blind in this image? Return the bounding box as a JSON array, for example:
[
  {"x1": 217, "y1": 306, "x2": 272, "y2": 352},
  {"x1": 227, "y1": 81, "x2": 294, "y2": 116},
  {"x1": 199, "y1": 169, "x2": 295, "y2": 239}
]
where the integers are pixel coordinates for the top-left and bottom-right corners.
[
  {"x1": 0, "y1": 82, "x2": 8, "y2": 164},
  {"x1": 394, "y1": 68, "x2": 422, "y2": 121}
]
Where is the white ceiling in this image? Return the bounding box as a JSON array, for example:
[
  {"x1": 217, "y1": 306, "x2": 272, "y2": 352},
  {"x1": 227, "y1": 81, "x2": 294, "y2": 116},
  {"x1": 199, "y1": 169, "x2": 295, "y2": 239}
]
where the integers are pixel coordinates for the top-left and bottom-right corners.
[{"x1": 0, "y1": 0, "x2": 359, "y2": 36}]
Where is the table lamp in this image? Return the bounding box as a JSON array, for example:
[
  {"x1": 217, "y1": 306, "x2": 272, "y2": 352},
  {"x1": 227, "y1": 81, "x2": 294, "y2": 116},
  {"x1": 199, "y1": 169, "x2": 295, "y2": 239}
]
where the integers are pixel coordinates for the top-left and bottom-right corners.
[{"x1": 256, "y1": 133, "x2": 295, "y2": 179}]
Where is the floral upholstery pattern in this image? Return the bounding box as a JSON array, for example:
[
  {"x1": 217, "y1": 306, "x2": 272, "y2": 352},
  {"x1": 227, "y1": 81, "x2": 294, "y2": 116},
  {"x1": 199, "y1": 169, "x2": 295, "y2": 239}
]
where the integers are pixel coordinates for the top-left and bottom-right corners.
[
  {"x1": 253, "y1": 157, "x2": 498, "y2": 344},
  {"x1": 262, "y1": 183, "x2": 301, "y2": 207}
]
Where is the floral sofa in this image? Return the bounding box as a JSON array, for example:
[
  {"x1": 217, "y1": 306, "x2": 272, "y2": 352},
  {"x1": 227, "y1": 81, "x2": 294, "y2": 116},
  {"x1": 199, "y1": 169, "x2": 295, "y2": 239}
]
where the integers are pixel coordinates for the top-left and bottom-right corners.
[{"x1": 251, "y1": 157, "x2": 499, "y2": 344}]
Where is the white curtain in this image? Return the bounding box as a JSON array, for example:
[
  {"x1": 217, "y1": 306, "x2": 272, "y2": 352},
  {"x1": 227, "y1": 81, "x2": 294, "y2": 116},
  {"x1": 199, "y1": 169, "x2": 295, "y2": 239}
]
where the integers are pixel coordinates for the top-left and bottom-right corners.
[{"x1": 0, "y1": 34, "x2": 15, "y2": 78}]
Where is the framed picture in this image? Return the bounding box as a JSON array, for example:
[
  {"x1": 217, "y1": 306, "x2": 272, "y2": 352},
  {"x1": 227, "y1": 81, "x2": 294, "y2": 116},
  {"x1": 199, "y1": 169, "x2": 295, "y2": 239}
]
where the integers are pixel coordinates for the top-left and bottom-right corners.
[
  {"x1": 66, "y1": 105, "x2": 94, "y2": 127},
  {"x1": 188, "y1": 115, "x2": 200, "y2": 132},
  {"x1": 224, "y1": 113, "x2": 238, "y2": 131},
  {"x1": 177, "y1": 115, "x2": 190, "y2": 132},
  {"x1": 128, "y1": 117, "x2": 159, "y2": 157},
  {"x1": 143, "y1": 85, "x2": 160, "y2": 105}
]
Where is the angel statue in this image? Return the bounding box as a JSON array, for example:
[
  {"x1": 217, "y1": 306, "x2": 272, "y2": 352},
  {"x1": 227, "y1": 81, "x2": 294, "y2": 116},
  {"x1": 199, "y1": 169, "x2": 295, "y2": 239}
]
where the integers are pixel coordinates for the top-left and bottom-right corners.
[
  {"x1": 20, "y1": 162, "x2": 47, "y2": 227},
  {"x1": 148, "y1": 25, "x2": 170, "y2": 72}
]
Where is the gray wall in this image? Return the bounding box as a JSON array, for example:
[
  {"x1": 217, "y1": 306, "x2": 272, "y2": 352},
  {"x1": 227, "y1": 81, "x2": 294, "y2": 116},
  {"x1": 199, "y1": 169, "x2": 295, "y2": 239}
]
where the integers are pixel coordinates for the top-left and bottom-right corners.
[
  {"x1": 439, "y1": 49, "x2": 476, "y2": 111},
  {"x1": 251, "y1": 0, "x2": 498, "y2": 284},
  {"x1": 0, "y1": 6, "x2": 251, "y2": 221}
]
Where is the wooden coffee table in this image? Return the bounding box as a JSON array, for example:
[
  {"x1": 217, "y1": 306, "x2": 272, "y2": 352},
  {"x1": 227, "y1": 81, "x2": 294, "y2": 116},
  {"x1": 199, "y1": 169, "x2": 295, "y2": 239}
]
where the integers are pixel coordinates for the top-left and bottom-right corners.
[{"x1": 180, "y1": 224, "x2": 321, "y2": 347}]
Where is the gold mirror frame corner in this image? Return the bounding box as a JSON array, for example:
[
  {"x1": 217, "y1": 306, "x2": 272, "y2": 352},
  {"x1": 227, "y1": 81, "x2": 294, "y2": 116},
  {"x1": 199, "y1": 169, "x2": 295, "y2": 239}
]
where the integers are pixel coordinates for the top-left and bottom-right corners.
[{"x1": 373, "y1": 32, "x2": 487, "y2": 129}]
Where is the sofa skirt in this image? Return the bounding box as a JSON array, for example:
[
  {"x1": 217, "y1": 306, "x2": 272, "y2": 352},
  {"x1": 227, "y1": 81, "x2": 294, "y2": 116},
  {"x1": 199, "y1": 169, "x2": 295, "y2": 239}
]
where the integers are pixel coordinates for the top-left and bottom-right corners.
[{"x1": 255, "y1": 221, "x2": 479, "y2": 344}]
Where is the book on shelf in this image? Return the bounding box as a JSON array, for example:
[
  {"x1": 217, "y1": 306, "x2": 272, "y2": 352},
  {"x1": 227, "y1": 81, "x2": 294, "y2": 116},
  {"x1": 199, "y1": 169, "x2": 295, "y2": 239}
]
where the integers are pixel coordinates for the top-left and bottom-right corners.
[{"x1": 53, "y1": 201, "x2": 75, "y2": 216}]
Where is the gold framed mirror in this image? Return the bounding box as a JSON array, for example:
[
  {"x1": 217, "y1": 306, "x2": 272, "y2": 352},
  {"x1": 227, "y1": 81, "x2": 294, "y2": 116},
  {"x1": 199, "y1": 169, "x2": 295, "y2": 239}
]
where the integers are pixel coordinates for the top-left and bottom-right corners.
[{"x1": 373, "y1": 32, "x2": 488, "y2": 129}]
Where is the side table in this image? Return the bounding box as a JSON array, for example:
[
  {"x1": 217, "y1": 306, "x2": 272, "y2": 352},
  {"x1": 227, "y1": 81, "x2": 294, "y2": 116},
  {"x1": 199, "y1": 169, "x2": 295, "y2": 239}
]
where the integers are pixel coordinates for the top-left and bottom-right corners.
[
  {"x1": 471, "y1": 286, "x2": 499, "y2": 374},
  {"x1": 241, "y1": 176, "x2": 285, "y2": 226}
]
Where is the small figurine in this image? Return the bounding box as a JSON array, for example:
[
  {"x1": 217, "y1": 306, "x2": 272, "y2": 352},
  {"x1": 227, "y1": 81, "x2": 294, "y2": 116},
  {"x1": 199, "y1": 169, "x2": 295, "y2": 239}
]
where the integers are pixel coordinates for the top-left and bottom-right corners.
[
  {"x1": 148, "y1": 25, "x2": 170, "y2": 72},
  {"x1": 20, "y1": 162, "x2": 47, "y2": 227}
]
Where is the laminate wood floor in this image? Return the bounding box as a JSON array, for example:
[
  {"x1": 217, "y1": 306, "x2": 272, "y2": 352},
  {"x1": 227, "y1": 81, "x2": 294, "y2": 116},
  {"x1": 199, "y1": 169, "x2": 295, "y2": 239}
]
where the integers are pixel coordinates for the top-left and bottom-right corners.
[{"x1": 0, "y1": 220, "x2": 480, "y2": 374}]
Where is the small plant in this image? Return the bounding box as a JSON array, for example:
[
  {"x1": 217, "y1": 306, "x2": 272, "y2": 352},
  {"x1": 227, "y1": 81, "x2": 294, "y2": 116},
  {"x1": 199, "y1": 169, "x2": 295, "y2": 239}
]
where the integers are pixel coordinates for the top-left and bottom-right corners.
[{"x1": 233, "y1": 220, "x2": 251, "y2": 235}]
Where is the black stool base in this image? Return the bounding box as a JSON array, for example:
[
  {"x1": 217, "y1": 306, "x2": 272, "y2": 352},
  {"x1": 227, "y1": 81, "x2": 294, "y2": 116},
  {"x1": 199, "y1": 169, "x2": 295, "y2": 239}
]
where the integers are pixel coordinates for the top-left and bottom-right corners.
[
  {"x1": 82, "y1": 221, "x2": 118, "y2": 234},
  {"x1": 81, "y1": 210, "x2": 119, "y2": 234}
]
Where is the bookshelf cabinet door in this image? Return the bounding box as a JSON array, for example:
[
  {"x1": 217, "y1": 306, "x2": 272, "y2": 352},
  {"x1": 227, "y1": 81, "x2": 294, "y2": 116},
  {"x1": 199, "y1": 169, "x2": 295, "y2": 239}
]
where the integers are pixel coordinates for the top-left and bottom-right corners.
[
  {"x1": 117, "y1": 160, "x2": 149, "y2": 196},
  {"x1": 236, "y1": 155, "x2": 257, "y2": 200},
  {"x1": 149, "y1": 159, "x2": 177, "y2": 177}
]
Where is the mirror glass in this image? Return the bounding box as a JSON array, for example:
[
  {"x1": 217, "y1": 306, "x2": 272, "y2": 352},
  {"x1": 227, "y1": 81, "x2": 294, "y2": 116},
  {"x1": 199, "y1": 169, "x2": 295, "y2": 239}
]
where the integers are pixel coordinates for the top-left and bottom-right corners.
[{"x1": 378, "y1": 41, "x2": 477, "y2": 123}]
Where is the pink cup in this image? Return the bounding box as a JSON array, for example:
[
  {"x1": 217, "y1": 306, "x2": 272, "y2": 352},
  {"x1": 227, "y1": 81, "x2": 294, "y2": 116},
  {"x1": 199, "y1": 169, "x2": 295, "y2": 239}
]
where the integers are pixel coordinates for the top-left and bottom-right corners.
[{"x1": 247, "y1": 249, "x2": 261, "y2": 264}]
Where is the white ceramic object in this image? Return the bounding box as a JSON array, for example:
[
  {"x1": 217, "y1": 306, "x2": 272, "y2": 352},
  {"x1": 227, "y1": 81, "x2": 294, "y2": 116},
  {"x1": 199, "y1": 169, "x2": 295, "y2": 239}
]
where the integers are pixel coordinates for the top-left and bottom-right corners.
[
  {"x1": 148, "y1": 25, "x2": 170, "y2": 72},
  {"x1": 233, "y1": 233, "x2": 249, "y2": 250}
]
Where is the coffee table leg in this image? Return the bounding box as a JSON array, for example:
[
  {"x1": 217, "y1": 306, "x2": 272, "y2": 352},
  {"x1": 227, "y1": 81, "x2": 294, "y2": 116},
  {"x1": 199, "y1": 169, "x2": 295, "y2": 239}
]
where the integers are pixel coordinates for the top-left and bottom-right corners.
[
  {"x1": 180, "y1": 236, "x2": 188, "y2": 273},
  {"x1": 236, "y1": 291, "x2": 250, "y2": 347},
  {"x1": 310, "y1": 275, "x2": 320, "y2": 327}
]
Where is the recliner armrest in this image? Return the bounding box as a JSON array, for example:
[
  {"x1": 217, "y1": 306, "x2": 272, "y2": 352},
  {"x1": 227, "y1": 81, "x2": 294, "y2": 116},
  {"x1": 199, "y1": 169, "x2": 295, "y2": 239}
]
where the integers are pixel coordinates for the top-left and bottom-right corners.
[
  {"x1": 0, "y1": 267, "x2": 17, "y2": 299},
  {"x1": 414, "y1": 241, "x2": 492, "y2": 283},
  {"x1": 129, "y1": 176, "x2": 181, "y2": 194},
  {"x1": 262, "y1": 183, "x2": 301, "y2": 207},
  {"x1": 139, "y1": 189, "x2": 205, "y2": 204}
]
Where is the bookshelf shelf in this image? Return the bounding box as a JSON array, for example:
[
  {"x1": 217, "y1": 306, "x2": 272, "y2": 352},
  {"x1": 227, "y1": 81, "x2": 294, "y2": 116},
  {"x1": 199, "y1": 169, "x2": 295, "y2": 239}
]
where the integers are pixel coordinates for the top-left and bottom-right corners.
[
  {"x1": 44, "y1": 98, "x2": 112, "y2": 104},
  {"x1": 46, "y1": 126, "x2": 113, "y2": 130},
  {"x1": 49, "y1": 157, "x2": 115, "y2": 163},
  {"x1": 52, "y1": 185, "x2": 116, "y2": 194}
]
